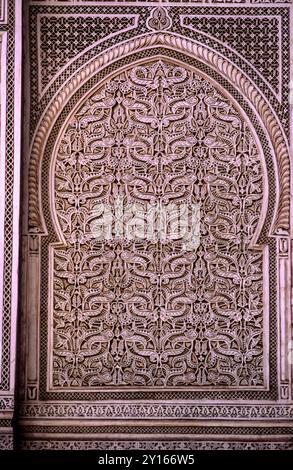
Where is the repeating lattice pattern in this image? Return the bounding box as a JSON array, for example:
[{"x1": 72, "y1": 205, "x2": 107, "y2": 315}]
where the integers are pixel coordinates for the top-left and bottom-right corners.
[
  {"x1": 30, "y1": 0, "x2": 293, "y2": 3},
  {"x1": 182, "y1": 16, "x2": 280, "y2": 95},
  {"x1": 39, "y1": 15, "x2": 136, "y2": 90},
  {"x1": 19, "y1": 440, "x2": 293, "y2": 451},
  {"x1": 0, "y1": 0, "x2": 15, "y2": 392}
]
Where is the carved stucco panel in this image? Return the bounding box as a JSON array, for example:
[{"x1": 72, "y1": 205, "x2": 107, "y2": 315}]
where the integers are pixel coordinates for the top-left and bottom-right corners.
[
  {"x1": 28, "y1": 34, "x2": 290, "y2": 237},
  {"x1": 18, "y1": 1, "x2": 292, "y2": 450},
  {"x1": 49, "y1": 59, "x2": 266, "y2": 390},
  {"x1": 24, "y1": 29, "x2": 291, "y2": 404}
]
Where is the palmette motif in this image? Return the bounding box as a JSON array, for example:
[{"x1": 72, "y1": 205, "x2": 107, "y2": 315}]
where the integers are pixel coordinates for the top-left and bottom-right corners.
[{"x1": 53, "y1": 60, "x2": 263, "y2": 388}]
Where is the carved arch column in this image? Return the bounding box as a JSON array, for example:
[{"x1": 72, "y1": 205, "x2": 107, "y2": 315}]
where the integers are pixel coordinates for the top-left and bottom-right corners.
[{"x1": 18, "y1": 4, "x2": 293, "y2": 450}]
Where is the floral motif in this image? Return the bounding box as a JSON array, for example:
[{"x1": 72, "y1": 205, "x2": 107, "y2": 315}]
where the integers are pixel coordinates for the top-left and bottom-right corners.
[{"x1": 147, "y1": 7, "x2": 172, "y2": 32}]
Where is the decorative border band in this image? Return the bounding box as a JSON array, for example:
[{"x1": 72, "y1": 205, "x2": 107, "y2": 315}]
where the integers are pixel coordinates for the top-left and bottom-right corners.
[
  {"x1": 19, "y1": 439, "x2": 293, "y2": 451},
  {"x1": 19, "y1": 403, "x2": 293, "y2": 420}
]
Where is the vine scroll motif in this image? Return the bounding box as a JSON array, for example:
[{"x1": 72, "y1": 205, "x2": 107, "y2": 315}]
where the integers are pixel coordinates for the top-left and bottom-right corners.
[{"x1": 53, "y1": 60, "x2": 264, "y2": 388}]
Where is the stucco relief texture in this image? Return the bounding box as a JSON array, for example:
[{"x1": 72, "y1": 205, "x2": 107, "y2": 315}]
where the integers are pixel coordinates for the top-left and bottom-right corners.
[
  {"x1": 29, "y1": 4, "x2": 290, "y2": 136},
  {"x1": 52, "y1": 60, "x2": 264, "y2": 389},
  {"x1": 21, "y1": 0, "x2": 292, "y2": 450},
  {"x1": 0, "y1": 0, "x2": 15, "y2": 392},
  {"x1": 28, "y1": 2, "x2": 289, "y2": 393}
]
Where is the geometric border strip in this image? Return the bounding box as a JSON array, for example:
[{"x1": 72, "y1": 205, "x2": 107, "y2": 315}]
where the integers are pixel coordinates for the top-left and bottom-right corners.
[
  {"x1": 0, "y1": 31, "x2": 7, "y2": 383},
  {"x1": 18, "y1": 440, "x2": 293, "y2": 450},
  {"x1": 0, "y1": 0, "x2": 21, "y2": 397},
  {"x1": 18, "y1": 426, "x2": 293, "y2": 436},
  {"x1": 19, "y1": 403, "x2": 293, "y2": 420},
  {"x1": 0, "y1": 0, "x2": 16, "y2": 393},
  {"x1": 28, "y1": 0, "x2": 293, "y2": 2},
  {"x1": 18, "y1": 425, "x2": 293, "y2": 434}
]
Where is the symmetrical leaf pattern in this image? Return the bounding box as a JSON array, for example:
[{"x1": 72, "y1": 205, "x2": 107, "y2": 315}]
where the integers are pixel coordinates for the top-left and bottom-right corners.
[{"x1": 53, "y1": 60, "x2": 264, "y2": 388}]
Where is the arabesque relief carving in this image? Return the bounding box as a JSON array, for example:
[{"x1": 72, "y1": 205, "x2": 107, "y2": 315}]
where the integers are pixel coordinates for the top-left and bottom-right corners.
[
  {"x1": 5, "y1": 0, "x2": 290, "y2": 452},
  {"x1": 52, "y1": 60, "x2": 264, "y2": 389},
  {"x1": 28, "y1": 34, "x2": 290, "y2": 237}
]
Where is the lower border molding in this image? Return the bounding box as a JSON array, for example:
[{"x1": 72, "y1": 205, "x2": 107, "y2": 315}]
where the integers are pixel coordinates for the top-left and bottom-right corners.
[{"x1": 19, "y1": 439, "x2": 293, "y2": 451}]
